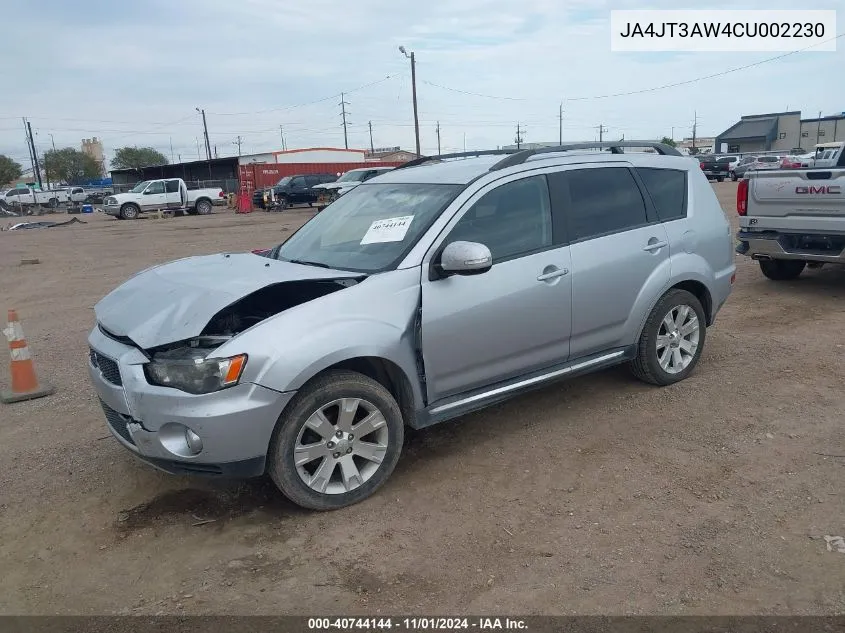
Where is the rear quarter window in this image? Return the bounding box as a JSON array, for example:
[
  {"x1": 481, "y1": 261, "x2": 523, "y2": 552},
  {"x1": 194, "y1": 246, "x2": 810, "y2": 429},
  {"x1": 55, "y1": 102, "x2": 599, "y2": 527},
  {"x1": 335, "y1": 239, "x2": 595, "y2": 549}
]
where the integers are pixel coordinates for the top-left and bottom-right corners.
[{"x1": 635, "y1": 168, "x2": 687, "y2": 222}]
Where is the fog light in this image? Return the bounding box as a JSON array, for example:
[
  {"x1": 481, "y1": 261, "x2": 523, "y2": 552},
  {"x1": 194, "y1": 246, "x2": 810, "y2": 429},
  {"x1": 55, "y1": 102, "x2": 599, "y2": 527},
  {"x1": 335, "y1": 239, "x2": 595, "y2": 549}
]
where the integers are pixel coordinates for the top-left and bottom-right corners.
[{"x1": 185, "y1": 428, "x2": 203, "y2": 455}]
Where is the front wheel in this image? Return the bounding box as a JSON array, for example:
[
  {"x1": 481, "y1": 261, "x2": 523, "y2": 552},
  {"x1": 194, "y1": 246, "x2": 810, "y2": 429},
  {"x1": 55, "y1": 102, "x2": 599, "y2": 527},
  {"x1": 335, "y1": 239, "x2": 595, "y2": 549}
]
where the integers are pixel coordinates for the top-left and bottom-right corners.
[
  {"x1": 631, "y1": 289, "x2": 706, "y2": 386},
  {"x1": 759, "y1": 259, "x2": 805, "y2": 280},
  {"x1": 730, "y1": 171, "x2": 738, "y2": 181},
  {"x1": 268, "y1": 370, "x2": 404, "y2": 510},
  {"x1": 119, "y1": 203, "x2": 140, "y2": 220},
  {"x1": 716, "y1": 177, "x2": 725, "y2": 182}
]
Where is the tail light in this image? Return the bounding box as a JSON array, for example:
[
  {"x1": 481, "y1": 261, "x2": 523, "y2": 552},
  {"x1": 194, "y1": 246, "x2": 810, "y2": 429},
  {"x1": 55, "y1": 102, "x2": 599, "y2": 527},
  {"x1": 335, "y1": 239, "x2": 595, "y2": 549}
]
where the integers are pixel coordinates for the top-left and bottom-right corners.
[
  {"x1": 737, "y1": 178, "x2": 749, "y2": 215},
  {"x1": 700, "y1": 162, "x2": 706, "y2": 170},
  {"x1": 219, "y1": 191, "x2": 225, "y2": 197}
]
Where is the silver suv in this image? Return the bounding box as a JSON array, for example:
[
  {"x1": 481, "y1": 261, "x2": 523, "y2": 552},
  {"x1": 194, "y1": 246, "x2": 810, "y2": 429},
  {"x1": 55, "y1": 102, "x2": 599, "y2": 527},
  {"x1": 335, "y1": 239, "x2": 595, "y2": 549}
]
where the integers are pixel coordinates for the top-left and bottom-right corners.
[{"x1": 88, "y1": 142, "x2": 736, "y2": 510}]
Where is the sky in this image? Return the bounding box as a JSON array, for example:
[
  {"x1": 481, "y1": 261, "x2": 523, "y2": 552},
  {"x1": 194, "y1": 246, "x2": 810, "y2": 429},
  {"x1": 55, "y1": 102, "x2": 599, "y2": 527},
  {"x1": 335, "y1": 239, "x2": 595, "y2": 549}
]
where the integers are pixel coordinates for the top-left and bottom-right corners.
[{"x1": 1, "y1": 0, "x2": 843, "y2": 169}]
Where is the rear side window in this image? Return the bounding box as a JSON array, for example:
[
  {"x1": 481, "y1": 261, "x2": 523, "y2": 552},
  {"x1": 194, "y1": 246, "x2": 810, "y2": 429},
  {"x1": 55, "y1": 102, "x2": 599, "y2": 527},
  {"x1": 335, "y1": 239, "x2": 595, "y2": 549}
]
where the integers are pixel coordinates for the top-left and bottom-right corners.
[
  {"x1": 636, "y1": 168, "x2": 687, "y2": 222},
  {"x1": 561, "y1": 167, "x2": 648, "y2": 242},
  {"x1": 165, "y1": 180, "x2": 180, "y2": 193}
]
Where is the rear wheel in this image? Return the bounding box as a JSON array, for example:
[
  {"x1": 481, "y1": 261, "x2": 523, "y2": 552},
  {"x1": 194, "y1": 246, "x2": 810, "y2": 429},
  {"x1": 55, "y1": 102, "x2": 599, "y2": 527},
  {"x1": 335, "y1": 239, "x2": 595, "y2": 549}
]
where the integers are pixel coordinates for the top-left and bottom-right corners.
[
  {"x1": 730, "y1": 171, "x2": 738, "y2": 181},
  {"x1": 119, "y1": 203, "x2": 140, "y2": 220},
  {"x1": 716, "y1": 177, "x2": 725, "y2": 182},
  {"x1": 631, "y1": 289, "x2": 706, "y2": 386},
  {"x1": 276, "y1": 196, "x2": 289, "y2": 211},
  {"x1": 759, "y1": 259, "x2": 805, "y2": 280},
  {"x1": 195, "y1": 199, "x2": 212, "y2": 215},
  {"x1": 268, "y1": 370, "x2": 404, "y2": 510}
]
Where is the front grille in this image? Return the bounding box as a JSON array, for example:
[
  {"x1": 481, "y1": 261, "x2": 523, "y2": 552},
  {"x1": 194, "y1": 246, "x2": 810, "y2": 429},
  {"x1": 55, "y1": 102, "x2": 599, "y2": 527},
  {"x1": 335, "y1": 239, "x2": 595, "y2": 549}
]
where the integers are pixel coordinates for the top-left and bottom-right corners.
[
  {"x1": 99, "y1": 399, "x2": 136, "y2": 446},
  {"x1": 89, "y1": 349, "x2": 122, "y2": 385}
]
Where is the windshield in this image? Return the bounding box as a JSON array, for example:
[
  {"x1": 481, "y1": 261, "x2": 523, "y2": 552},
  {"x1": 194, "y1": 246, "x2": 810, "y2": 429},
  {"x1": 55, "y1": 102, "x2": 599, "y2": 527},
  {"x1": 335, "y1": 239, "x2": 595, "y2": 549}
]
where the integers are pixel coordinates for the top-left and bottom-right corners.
[
  {"x1": 274, "y1": 176, "x2": 292, "y2": 187},
  {"x1": 129, "y1": 180, "x2": 151, "y2": 193},
  {"x1": 336, "y1": 171, "x2": 368, "y2": 183},
  {"x1": 276, "y1": 183, "x2": 462, "y2": 273}
]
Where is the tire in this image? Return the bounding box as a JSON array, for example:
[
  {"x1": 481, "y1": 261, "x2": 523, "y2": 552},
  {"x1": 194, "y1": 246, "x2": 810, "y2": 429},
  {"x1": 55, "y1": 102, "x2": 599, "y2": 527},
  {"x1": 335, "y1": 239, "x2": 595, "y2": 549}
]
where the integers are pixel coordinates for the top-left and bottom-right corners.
[
  {"x1": 631, "y1": 289, "x2": 707, "y2": 386},
  {"x1": 119, "y1": 203, "x2": 140, "y2": 220},
  {"x1": 268, "y1": 370, "x2": 404, "y2": 510},
  {"x1": 276, "y1": 196, "x2": 289, "y2": 211},
  {"x1": 759, "y1": 259, "x2": 805, "y2": 281},
  {"x1": 730, "y1": 171, "x2": 738, "y2": 181},
  {"x1": 48, "y1": 198, "x2": 58, "y2": 209},
  {"x1": 716, "y1": 177, "x2": 725, "y2": 182},
  {"x1": 195, "y1": 199, "x2": 212, "y2": 215}
]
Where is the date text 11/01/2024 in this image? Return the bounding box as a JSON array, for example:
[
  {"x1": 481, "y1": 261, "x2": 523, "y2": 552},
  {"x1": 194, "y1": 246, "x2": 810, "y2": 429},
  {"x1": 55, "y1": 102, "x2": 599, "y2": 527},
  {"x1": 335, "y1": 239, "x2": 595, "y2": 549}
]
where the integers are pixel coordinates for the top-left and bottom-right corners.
[{"x1": 308, "y1": 617, "x2": 528, "y2": 630}]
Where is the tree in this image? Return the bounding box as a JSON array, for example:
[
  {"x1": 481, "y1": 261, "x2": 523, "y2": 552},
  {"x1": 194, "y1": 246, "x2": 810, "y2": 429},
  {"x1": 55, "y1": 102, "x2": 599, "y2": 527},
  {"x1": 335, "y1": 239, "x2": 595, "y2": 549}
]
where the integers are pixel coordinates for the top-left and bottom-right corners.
[
  {"x1": 111, "y1": 146, "x2": 168, "y2": 170},
  {"x1": 660, "y1": 136, "x2": 677, "y2": 148},
  {"x1": 0, "y1": 154, "x2": 23, "y2": 186},
  {"x1": 44, "y1": 148, "x2": 101, "y2": 184}
]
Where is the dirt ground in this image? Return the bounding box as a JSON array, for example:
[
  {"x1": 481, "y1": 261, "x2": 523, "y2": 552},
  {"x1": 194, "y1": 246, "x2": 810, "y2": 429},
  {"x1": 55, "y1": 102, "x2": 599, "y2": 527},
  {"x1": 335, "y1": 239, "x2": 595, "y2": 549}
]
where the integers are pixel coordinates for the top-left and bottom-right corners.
[{"x1": 1, "y1": 185, "x2": 844, "y2": 616}]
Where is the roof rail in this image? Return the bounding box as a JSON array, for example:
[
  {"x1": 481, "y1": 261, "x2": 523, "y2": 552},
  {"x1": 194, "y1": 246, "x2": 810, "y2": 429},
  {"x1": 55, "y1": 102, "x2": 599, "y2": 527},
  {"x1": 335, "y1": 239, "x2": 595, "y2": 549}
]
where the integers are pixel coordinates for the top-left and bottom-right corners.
[
  {"x1": 489, "y1": 141, "x2": 684, "y2": 171},
  {"x1": 393, "y1": 149, "x2": 521, "y2": 171}
]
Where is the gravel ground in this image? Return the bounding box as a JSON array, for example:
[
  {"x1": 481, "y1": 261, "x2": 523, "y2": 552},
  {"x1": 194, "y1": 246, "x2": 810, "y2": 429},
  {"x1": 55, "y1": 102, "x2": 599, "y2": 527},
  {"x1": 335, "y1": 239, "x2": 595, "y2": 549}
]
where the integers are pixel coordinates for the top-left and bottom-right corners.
[{"x1": 1, "y1": 185, "x2": 844, "y2": 615}]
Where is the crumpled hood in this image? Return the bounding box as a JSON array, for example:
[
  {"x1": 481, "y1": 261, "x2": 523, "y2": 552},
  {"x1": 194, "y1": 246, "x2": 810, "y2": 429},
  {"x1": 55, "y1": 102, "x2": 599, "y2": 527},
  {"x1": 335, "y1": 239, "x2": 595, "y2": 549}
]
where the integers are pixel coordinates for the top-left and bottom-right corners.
[{"x1": 94, "y1": 253, "x2": 360, "y2": 349}]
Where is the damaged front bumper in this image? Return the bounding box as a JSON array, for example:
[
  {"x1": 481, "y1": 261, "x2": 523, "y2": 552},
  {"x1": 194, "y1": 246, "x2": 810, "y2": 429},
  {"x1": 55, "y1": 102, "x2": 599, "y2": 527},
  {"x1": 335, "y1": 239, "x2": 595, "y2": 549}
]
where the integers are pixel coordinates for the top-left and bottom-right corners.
[{"x1": 87, "y1": 324, "x2": 294, "y2": 477}]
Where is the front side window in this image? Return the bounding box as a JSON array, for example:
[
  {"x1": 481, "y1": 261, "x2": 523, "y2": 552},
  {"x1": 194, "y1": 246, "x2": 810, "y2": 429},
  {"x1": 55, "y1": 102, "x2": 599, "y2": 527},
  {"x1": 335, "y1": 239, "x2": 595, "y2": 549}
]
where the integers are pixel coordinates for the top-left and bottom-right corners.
[
  {"x1": 276, "y1": 183, "x2": 461, "y2": 273},
  {"x1": 444, "y1": 175, "x2": 553, "y2": 263},
  {"x1": 130, "y1": 180, "x2": 151, "y2": 193},
  {"x1": 564, "y1": 167, "x2": 648, "y2": 242},
  {"x1": 145, "y1": 181, "x2": 165, "y2": 195},
  {"x1": 290, "y1": 176, "x2": 306, "y2": 188}
]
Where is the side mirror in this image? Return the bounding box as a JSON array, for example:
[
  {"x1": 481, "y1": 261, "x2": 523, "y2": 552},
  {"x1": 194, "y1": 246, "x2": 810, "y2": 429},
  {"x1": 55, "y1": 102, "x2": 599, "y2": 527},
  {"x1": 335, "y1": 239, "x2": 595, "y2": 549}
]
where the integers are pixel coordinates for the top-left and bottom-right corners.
[{"x1": 439, "y1": 241, "x2": 493, "y2": 276}]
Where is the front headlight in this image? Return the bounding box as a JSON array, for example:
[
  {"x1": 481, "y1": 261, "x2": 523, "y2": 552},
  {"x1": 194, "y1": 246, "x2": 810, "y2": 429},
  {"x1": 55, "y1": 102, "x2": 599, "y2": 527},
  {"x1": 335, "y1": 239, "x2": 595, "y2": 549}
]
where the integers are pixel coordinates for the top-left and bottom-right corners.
[
  {"x1": 104, "y1": 197, "x2": 117, "y2": 205},
  {"x1": 144, "y1": 349, "x2": 247, "y2": 394}
]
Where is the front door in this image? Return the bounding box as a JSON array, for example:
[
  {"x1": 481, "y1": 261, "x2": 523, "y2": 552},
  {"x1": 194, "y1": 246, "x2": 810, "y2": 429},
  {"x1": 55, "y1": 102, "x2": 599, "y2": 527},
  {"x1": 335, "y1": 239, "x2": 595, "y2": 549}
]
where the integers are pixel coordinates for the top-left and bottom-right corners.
[
  {"x1": 421, "y1": 174, "x2": 572, "y2": 402},
  {"x1": 551, "y1": 166, "x2": 671, "y2": 358},
  {"x1": 141, "y1": 180, "x2": 166, "y2": 210}
]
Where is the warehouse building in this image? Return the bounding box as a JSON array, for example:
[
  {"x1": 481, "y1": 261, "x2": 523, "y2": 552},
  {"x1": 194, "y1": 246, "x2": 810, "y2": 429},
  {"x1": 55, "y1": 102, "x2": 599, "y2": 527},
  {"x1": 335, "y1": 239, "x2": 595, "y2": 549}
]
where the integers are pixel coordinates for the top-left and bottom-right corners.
[{"x1": 715, "y1": 111, "x2": 845, "y2": 154}]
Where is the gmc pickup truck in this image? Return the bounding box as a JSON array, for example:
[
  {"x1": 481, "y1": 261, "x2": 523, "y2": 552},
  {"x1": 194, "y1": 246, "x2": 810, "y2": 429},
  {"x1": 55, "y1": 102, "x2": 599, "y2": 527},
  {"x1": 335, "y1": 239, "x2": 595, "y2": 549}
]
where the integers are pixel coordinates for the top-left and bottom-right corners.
[{"x1": 735, "y1": 150, "x2": 845, "y2": 280}]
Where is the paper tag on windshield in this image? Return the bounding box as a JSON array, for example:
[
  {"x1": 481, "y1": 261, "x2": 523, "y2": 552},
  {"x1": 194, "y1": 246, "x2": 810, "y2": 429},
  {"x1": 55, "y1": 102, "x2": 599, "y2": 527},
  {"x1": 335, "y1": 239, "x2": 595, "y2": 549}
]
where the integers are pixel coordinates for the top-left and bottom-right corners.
[{"x1": 360, "y1": 215, "x2": 414, "y2": 245}]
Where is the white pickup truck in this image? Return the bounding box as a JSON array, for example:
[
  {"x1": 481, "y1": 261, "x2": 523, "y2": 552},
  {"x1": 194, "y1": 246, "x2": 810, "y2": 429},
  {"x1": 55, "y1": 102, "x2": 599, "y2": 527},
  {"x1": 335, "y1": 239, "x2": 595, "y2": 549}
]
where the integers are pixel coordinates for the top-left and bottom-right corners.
[
  {"x1": 735, "y1": 148, "x2": 845, "y2": 280},
  {"x1": 103, "y1": 178, "x2": 225, "y2": 219},
  {"x1": 3, "y1": 186, "x2": 87, "y2": 208}
]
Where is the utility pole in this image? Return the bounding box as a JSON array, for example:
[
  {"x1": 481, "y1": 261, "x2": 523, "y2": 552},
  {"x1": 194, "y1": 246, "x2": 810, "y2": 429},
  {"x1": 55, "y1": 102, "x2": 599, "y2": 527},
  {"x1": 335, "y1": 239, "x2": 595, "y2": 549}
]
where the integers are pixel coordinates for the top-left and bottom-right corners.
[
  {"x1": 195, "y1": 138, "x2": 201, "y2": 159},
  {"x1": 22, "y1": 118, "x2": 36, "y2": 182},
  {"x1": 49, "y1": 133, "x2": 56, "y2": 150},
  {"x1": 339, "y1": 92, "x2": 350, "y2": 150},
  {"x1": 170, "y1": 137, "x2": 174, "y2": 162},
  {"x1": 233, "y1": 136, "x2": 243, "y2": 156},
  {"x1": 368, "y1": 120, "x2": 374, "y2": 153},
  {"x1": 692, "y1": 111, "x2": 697, "y2": 153},
  {"x1": 279, "y1": 125, "x2": 287, "y2": 151},
  {"x1": 196, "y1": 108, "x2": 211, "y2": 160},
  {"x1": 463, "y1": 133, "x2": 466, "y2": 152},
  {"x1": 559, "y1": 102, "x2": 564, "y2": 145},
  {"x1": 398, "y1": 46, "x2": 421, "y2": 156},
  {"x1": 597, "y1": 124, "x2": 606, "y2": 142},
  {"x1": 816, "y1": 110, "x2": 823, "y2": 143},
  {"x1": 435, "y1": 121, "x2": 441, "y2": 155},
  {"x1": 214, "y1": 145, "x2": 218, "y2": 159},
  {"x1": 515, "y1": 122, "x2": 524, "y2": 149},
  {"x1": 178, "y1": 153, "x2": 182, "y2": 162},
  {"x1": 25, "y1": 120, "x2": 43, "y2": 188}
]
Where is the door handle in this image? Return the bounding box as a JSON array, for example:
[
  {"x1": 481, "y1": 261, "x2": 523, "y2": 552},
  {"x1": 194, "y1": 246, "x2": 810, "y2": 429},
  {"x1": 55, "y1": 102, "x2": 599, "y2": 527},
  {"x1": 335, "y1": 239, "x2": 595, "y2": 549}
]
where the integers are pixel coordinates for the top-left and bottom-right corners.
[
  {"x1": 537, "y1": 267, "x2": 569, "y2": 281},
  {"x1": 643, "y1": 239, "x2": 668, "y2": 252}
]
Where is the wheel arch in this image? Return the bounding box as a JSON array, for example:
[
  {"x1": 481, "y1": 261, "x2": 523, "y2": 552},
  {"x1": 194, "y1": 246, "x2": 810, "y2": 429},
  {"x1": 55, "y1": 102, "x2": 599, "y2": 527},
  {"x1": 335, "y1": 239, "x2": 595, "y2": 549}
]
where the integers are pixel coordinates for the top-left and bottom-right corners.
[{"x1": 287, "y1": 356, "x2": 419, "y2": 429}]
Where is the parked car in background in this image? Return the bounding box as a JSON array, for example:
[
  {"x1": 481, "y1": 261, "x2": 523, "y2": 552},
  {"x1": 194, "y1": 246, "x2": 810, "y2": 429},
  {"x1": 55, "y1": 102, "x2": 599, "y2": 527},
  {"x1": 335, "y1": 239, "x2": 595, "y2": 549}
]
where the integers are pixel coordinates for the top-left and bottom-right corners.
[
  {"x1": 102, "y1": 178, "x2": 225, "y2": 219},
  {"x1": 4, "y1": 186, "x2": 70, "y2": 208},
  {"x1": 736, "y1": 147, "x2": 845, "y2": 280},
  {"x1": 732, "y1": 155, "x2": 781, "y2": 180},
  {"x1": 312, "y1": 167, "x2": 395, "y2": 204},
  {"x1": 253, "y1": 174, "x2": 337, "y2": 210},
  {"x1": 87, "y1": 141, "x2": 735, "y2": 510},
  {"x1": 810, "y1": 142, "x2": 845, "y2": 169},
  {"x1": 698, "y1": 155, "x2": 729, "y2": 182}
]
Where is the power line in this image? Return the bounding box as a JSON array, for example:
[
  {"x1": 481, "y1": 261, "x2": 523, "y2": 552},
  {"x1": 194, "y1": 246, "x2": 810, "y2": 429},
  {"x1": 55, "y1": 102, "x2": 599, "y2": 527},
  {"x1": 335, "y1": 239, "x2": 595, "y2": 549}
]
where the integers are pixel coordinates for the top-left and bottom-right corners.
[{"x1": 421, "y1": 32, "x2": 845, "y2": 104}]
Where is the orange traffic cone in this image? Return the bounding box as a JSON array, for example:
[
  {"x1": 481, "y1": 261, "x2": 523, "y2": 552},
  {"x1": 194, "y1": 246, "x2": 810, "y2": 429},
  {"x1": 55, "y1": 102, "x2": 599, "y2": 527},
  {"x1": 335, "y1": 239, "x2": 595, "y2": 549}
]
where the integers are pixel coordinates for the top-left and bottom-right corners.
[{"x1": 1, "y1": 309, "x2": 55, "y2": 404}]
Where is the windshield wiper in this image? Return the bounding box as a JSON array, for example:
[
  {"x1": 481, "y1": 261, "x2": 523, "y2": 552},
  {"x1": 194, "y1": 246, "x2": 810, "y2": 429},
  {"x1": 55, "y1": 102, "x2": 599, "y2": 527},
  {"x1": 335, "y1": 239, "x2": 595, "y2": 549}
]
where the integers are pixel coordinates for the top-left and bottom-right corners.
[{"x1": 285, "y1": 258, "x2": 333, "y2": 269}]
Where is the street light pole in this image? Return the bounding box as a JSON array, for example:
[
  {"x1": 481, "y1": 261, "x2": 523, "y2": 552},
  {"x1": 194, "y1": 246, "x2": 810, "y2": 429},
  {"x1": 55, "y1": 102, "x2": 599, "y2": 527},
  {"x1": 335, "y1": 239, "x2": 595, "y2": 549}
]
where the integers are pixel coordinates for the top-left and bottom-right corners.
[{"x1": 399, "y1": 46, "x2": 421, "y2": 157}]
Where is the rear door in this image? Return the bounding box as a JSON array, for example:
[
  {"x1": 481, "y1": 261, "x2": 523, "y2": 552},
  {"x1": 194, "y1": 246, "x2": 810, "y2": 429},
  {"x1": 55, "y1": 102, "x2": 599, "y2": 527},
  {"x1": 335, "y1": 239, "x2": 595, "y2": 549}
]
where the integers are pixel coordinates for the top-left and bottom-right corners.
[
  {"x1": 552, "y1": 165, "x2": 671, "y2": 359},
  {"x1": 164, "y1": 179, "x2": 183, "y2": 209},
  {"x1": 304, "y1": 175, "x2": 321, "y2": 202}
]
